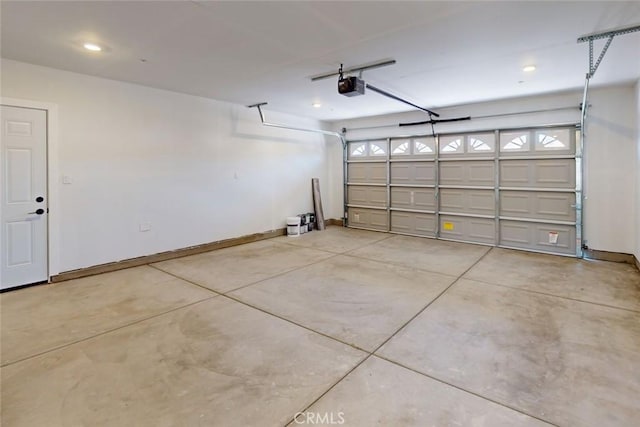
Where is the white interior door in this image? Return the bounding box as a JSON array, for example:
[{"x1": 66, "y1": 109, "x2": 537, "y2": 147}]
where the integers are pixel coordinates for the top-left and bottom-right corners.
[{"x1": 1, "y1": 105, "x2": 48, "y2": 289}]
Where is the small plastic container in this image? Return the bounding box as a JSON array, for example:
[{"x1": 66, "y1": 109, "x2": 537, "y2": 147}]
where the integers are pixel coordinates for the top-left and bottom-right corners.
[{"x1": 287, "y1": 216, "x2": 301, "y2": 237}]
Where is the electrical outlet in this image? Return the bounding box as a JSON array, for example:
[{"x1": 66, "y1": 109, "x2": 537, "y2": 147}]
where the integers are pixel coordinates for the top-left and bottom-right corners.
[{"x1": 139, "y1": 222, "x2": 151, "y2": 232}]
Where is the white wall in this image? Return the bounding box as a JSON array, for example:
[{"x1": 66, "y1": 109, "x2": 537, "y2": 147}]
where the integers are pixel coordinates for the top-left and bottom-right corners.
[
  {"x1": 1, "y1": 59, "x2": 337, "y2": 274},
  {"x1": 331, "y1": 83, "x2": 638, "y2": 255},
  {"x1": 584, "y1": 84, "x2": 637, "y2": 254},
  {"x1": 635, "y1": 79, "x2": 640, "y2": 262}
]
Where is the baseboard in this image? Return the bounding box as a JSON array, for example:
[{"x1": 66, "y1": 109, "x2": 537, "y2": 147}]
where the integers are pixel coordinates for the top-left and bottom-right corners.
[
  {"x1": 583, "y1": 248, "x2": 636, "y2": 265},
  {"x1": 51, "y1": 227, "x2": 287, "y2": 283},
  {"x1": 325, "y1": 218, "x2": 344, "y2": 226},
  {"x1": 50, "y1": 219, "x2": 344, "y2": 283}
]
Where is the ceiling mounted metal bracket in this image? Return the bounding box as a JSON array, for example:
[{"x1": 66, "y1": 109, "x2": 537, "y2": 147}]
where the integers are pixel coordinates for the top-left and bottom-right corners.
[
  {"x1": 310, "y1": 59, "x2": 396, "y2": 82},
  {"x1": 577, "y1": 23, "x2": 640, "y2": 125},
  {"x1": 577, "y1": 23, "x2": 640, "y2": 79},
  {"x1": 247, "y1": 102, "x2": 346, "y2": 147}
]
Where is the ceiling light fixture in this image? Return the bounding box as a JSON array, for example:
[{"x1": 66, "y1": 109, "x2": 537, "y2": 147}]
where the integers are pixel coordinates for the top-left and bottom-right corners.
[
  {"x1": 523, "y1": 65, "x2": 536, "y2": 72},
  {"x1": 312, "y1": 102, "x2": 322, "y2": 108},
  {"x1": 83, "y1": 43, "x2": 102, "y2": 52}
]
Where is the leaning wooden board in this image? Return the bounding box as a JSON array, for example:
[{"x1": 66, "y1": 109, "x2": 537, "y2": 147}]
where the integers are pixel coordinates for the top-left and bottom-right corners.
[{"x1": 312, "y1": 178, "x2": 325, "y2": 231}]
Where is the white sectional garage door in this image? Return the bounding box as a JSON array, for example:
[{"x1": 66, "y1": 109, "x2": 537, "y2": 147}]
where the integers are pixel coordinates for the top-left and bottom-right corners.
[{"x1": 345, "y1": 126, "x2": 581, "y2": 257}]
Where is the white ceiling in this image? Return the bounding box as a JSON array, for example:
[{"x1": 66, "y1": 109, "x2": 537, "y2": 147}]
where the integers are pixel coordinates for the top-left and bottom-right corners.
[{"x1": 2, "y1": 1, "x2": 639, "y2": 121}]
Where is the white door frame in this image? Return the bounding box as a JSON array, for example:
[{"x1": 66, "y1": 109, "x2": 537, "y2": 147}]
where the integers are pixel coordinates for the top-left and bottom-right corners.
[{"x1": 1, "y1": 97, "x2": 60, "y2": 282}]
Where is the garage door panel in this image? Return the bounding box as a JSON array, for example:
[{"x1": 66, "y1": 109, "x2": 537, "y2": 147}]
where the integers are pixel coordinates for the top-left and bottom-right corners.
[
  {"x1": 348, "y1": 186, "x2": 387, "y2": 208},
  {"x1": 500, "y1": 163, "x2": 529, "y2": 185},
  {"x1": 468, "y1": 163, "x2": 495, "y2": 185},
  {"x1": 500, "y1": 159, "x2": 575, "y2": 188},
  {"x1": 538, "y1": 194, "x2": 574, "y2": 219},
  {"x1": 440, "y1": 190, "x2": 464, "y2": 210},
  {"x1": 346, "y1": 125, "x2": 578, "y2": 258},
  {"x1": 390, "y1": 162, "x2": 435, "y2": 185},
  {"x1": 414, "y1": 163, "x2": 435, "y2": 184},
  {"x1": 500, "y1": 220, "x2": 576, "y2": 255},
  {"x1": 440, "y1": 215, "x2": 495, "y2": 244},
  {"x1": 348, "y1": 163, "x2": 367, "y2": 182},
  {"x1": 391, "y1": 164, "x2": 411, "y2": 183},
  {"x1": 439, "y1": 163, "x2": 463, "y2": 185},
  {"x1": 440, "y1": 161, "x2": 494, "y2": 186},
  {"x1": 348, "y1": 163, "x2": 386, "y2": 184},
  {"x1": 501, "y1": 191, "x2": 575, "y2": 222},
  {"x1": 440, "y1": 189, "x2": 495, "y2": 215},
  {"x1": 470, "y1": 192, "x2": 495, "y2": 213},
  {"x1": 391, "y1": 188, "x2": 411, "y2": 208},
  {"x1": 391, "y1": 212, "x2": 411, "y2": 233},
  {"x1": 348, "y1": 208, "x2": 388, "y2": 231},
  {"x1": 499, "y1": 192, "x2": 529, "y2": 215},
  {"x1": 414, "y1": 190, "x2": 436, "y2": 210},
  {"x1": 391, "y1": 212, "x2": 436, "y2": 236},
  {"x1": 390, "y1": 187, "x2": 435, "y2": 210},
  {"x1": 415, "y1": 214, "x2": 436, "y2": 235},
  {"x1": 537, "y1": 161, "x2": 575, "y2": 187}
]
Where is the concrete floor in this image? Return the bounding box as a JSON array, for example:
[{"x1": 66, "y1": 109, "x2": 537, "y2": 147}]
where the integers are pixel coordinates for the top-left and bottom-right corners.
[{"x1": 1, "y1": 226, "x2": 639, "y2": 426}]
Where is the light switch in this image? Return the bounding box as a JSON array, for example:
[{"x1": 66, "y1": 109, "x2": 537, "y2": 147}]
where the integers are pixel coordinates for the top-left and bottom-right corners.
[
  {"x1": 62, "y1": 175, "x2": 72, "y2": 184},
  {"x1": 139, "y1": 222, "x2": 151, "y2": 232}
]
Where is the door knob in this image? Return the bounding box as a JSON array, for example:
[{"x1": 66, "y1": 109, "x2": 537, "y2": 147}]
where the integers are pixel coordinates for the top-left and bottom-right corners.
[
  {"x1": 36, "y1": 196, "x2": 44, "y2": 202},
  {"x1": 28, "y1": 209, "x2": 45, "y2": 215}
]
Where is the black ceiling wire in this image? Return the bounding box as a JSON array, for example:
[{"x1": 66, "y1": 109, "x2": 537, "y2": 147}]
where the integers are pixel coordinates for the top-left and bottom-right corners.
[{"x1": 398, "y1": 116, "x2": 472, "y2": 127}]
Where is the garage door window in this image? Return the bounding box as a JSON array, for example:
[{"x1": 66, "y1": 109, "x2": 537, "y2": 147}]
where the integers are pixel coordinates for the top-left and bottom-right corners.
[
  {"x1": 370, "y1": 142, "x2": 387, "y2": 156},
  {"x1": 501, "y1": 132, "x2": 529, "y2": 152},
  {"x1": 414, "y1": 139, "x2": 434, "y2": 154},
  {"x1": 350, "y1": 143, "x2": 367, "y2": 157},
  {"x1": 535, "y1": 129, "x2": 569, "y2": 151},
  {"x1": 391, "y1": 140, "x2": 410, "y2": 155},
  {"x1": 440, "y1": 136, "x2": 463, "y2": 153},
  {"x1": 468, "y1": 134, "x2": 495, "y2": 153}
]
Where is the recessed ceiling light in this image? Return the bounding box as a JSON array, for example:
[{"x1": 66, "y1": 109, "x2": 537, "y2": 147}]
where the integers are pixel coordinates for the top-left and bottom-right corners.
[
  {"x1": 312, "y1": 102, "x2": 322, "y2": 108},
  {"x1": 523, "y1": 65, "x2": 536, "y2": 72},
  {"x1": 83, "y1": 43, "x2": 102, "y2": 52}
]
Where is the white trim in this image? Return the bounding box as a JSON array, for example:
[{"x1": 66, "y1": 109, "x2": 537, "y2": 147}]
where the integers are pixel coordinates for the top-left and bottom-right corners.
[{"x1": 1, "y1": 97, "x2": 60, "y2": 280}]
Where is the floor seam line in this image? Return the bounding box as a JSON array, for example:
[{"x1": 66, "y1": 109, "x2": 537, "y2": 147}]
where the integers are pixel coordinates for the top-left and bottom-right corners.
[
  {"x1": 151, "y1": 251, "x2": 341, "y2": 295},
  {"x1": 148, "y1": 264, "x2": 223, "y2": 295},
  {"x1": 267, "y1": 238, "x2": 344, "y2": 256},
  {"x1": 220, "y1": 294, "x2": 371, "y2": 354},
  {"x1": 461, "y1": 276, "x2": 640, "y2": 314},
  {"x1": 367, "y1": 246, "x2": 494, "y2": 355},
  {"x1": 371, "y1": 354, "x2": 560, "y2": 427},
  {"x1": 219, "y1": 253, "x2": 342, "y2": 294},
  {"x1": 283, "y1": 247, "x2": 494, "y2": 426},
  {"x1": 340, "y1": 251, "x2": 473, "y2": 278},
  {"x1": 341, "y1": 233, "x2": 398, "y2": 253},
  {"x1": 283, "y1": 353, "x2": 376, "y2": 427},
  {"x1": 0, "y1": 295, "x2": 219, "y2": 368},
  {"x1": 339, "y1": 252, "x2": 458, "y2": 279}
]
